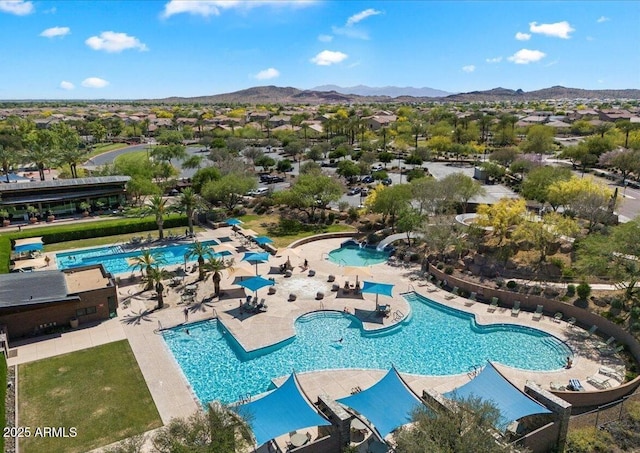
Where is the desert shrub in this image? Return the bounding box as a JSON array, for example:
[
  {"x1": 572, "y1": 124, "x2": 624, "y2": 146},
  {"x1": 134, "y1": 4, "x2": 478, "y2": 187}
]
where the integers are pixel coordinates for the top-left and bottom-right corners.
[
  {"x1": 566, "y1": 284, "x2": 576, "y2": 297},
  {"x1": 444, "y1": 266, "x2": 454, "y2": 275},
  {"x1": 436, "y1": 262, "x2": 444, "y2": 270},
  {"x1": 506, "y1": 280, "x2": 517, "y2": 290},
  {"x1": 549, "y1": 256, "x2": 564, "y2": 269},
  {"x1": 576, "y1": 282, "x2": 591, "y2": 300},
  {"x1": 566, "y1": 427, "x2": 612, "y2": 453},
  {"x1": 327, "y1": 212, "x2": 335, "y2": 224},
  {"x1": 338, "y1": 201, "x2": 350, "y2": 212},
  {"x1": 347, "y1": 207, "x2": 359, "y2": 221}
]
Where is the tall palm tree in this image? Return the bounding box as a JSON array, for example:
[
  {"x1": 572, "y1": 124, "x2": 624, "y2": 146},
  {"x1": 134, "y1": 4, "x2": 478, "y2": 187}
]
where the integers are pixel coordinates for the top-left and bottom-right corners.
[
  {"x1": 203, "y1": 257, "x2": 235, "y2": 297},
  {"x1": 186, "y1": 240, "x2": 214, "y2": 281},
  {"x1": 142, "y1": 265, "x2": 171, "y2": 309},
  {"x1": 176, "y1": 188, "x2": 202, "y2": 236},
  {"x1": 24, "y1": 129, "x2": 56, "y2": 181},
  {"x1": 143, "y1": 194, "x2": 170, "y2": 239}
]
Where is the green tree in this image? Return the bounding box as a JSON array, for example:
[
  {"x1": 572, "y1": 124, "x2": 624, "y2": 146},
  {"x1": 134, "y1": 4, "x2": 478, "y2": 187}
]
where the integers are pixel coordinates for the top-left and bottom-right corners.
[
  {"x1": 520, "y1": 166, "x2": 572, "y2": 208},
  {"x1": 513, "y1": 212, "x2": 579, "y2": 262},
  {"x1": 142, "y1": 194, "x2": 170, "y2": 240},
  {"x1": 440, "y1": 173, "x2": 485, "y2": 214},
  {"x1": 276, "y1": 158, "x2": 293, "y2": 174},
  {"x1": 202, "y1": 173, "x2": 256, "y2": 211},
  {"x1": 397, "y1": 208, "x2": 424, "y2": 245},
  {"x1": 191, "y1": 167, "x2": 221, "y2": 193},
  {"x1": 176, "y1": 188, "x2": 203, "y2": 236},
  {"x1": 274, "y1": 174, "x2": 342, "y2": 222},
  {"x1": 24, "y1": 129, "x2": 57, "y2": 181},
  {"x1": 336, "y1": 160, "x2": 360, "y2": 180},
  {"x1": 370, "y1": 184, "x2": 412, "y2": 232},
  {"x1": 395, "y1": 396, "x2": 508, "y2": 453},
  {"x1": 203, "y1": 257, "x2": 235, "y2": 296},
  {"x1": 52, "y1": 122, "x2": 84, "y2": 178},
  {"x1": 519, "y1": 124, "x2": 555, "y2": 156},
  {"x1": 130, "y1": 249, "x2": 166, "y2": 290},
  {"x1": 142, "y1": 265, "x2": 171, "y2": 309},
  {"x1": 599, "y1": 149, "x2": 640, "y2": 187},
  {"x1": 255, "y1": 155, "x2": 276, "y2": 171},
  {"x1": 151, "y1": 404, "x2": 252, "y2": 453},
  {"x1": 186, "y1": 240, "x2": 214, "y2": 281}
]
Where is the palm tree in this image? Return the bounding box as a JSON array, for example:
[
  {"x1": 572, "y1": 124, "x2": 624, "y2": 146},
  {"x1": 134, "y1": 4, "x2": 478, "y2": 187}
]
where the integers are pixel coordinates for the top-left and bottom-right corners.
[
  {"x1": 616, "y1": 120, "x2": 639, "y2": 149},
  {"x1": 24, "y1": 129, "x2": 56, "y2": 181},
  {"x1": 142, "y1": 265, "x2": 171, "y2": 309},
  {"x1": 0, "y1": 145, "x2": 19, "y2": 183},
  {"x1": 203, "y1": 257, "x2": 235, "y2": 297},
  {"x1": 185, "y1": 240, "x2": 214, "y2": 281},
  {"x1": 129, "y1": 249, "x2": 166, "y2": 289},
  {"x1": 176, "y1": 188, "x2": 202, "y2": 236},
  {"x1": 143, "y1": 194, "x2": 170, "y2": 240}
]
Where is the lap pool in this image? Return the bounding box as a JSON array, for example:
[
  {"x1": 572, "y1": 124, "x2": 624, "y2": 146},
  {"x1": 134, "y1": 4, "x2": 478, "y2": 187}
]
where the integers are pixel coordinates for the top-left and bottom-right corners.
[
  {"x1": 55, "y1": 239, "x2": 222, "y2": 275},
  {"x1": 162, "y1": 292, "x2": 572, "y2": 405}
]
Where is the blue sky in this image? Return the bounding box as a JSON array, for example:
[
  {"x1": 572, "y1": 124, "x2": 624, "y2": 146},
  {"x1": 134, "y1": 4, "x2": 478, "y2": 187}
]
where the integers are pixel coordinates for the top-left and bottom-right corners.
[{"x1": 0, "y1": 0, "x2": 638, "y2": 100}]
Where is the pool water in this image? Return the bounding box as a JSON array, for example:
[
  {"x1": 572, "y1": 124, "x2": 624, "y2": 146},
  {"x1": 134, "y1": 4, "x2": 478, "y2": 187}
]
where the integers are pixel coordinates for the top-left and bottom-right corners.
[
  {"x1": 328, "y1": 244, "x2": 389, "y2": 266},
  {"x1": 162, "y1": 292, "x2": 572, "y2": 405},
  {"x1": 56, "y1": 239, "x2": 222, "y2": 275}
]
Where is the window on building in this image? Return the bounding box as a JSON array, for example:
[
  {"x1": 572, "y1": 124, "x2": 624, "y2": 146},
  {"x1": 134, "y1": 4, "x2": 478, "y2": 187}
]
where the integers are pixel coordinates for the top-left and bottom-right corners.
[{"x1": 76, "y1": 306, "x2": 97, "y2": 317}]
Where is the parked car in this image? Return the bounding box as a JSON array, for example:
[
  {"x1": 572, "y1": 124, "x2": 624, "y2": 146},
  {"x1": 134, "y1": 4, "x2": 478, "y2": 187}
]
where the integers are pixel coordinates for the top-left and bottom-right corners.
[
  {"x1": 347, "y1": 187, "x2": 361, "y2": 196},
  {"x1": 381, "y1": 178, "x2": 392, "y2": 186},
  {"x1": 268, "y1": 175, "x2": 285, "y2": 183},
  {"x1": 360, "y1": 188, "x2": 369, "y2": 196},
  {"x1": 247, "y1": 187, "x2": 270, "y2": 196},
  {"x1": 361, "y1": 175, "x2": 374, "y2": 184},
  {"x1": 371, "y1": 164, "x2": 384, "y2": 171}
]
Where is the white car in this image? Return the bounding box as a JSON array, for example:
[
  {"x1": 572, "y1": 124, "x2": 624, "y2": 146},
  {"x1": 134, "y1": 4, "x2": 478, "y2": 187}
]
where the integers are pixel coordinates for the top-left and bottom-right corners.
[{"x1": 246, "y1": 187, "x2": 270, "y2": 196}]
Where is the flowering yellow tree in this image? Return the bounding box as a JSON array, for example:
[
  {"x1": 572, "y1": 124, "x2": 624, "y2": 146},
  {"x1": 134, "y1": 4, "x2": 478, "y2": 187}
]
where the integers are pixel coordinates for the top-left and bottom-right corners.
[{"x1": 476, "y1": 198, "x2": 527, "y2": 245}]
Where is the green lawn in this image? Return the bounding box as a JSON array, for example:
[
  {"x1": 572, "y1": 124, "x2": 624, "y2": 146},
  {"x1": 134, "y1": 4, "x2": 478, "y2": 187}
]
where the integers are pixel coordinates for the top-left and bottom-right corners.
[
  {"x1": 239, "y1": 214, "x2": 355, "y2": 248},
  {"x1": 113, "y1": 150, "x2": 149, "y2": 166},
  {"x1": 88, "y1": 142, "x2": 130, "y2": 158},
  {"x1": 18, "y1": 341, "x2": 161, "y2": 453}
]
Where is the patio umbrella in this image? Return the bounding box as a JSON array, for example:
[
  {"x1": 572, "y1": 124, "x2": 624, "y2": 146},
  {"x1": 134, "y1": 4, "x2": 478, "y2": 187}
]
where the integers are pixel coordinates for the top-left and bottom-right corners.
[
  {"x1": 242, "y1": 251, "x2": 270, "y2": 275},
  {"x1": 342, "y1": 266, "x2": 373, "y2": 285},
  {"x1": 230, "y1": 262, "x2": 255, "y2": 278},
  {"x1": 226, "y1": 218, "x2": 244, "y2": 226},
  {"x1": 360, "y1": 281, "x2": 394, "y2": 310},
  {"x1": 253, "y1": 236, "x2": 274, "y2": 246},
  {"x1": 237, "y1": 275, "x2": 275, "y2": 299}
]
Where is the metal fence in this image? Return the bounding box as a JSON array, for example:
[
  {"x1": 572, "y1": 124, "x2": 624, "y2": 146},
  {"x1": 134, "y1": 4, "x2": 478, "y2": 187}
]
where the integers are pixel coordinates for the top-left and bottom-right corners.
[{"x1": 568, "y1": 392, "x2": 640, "y2": 430}]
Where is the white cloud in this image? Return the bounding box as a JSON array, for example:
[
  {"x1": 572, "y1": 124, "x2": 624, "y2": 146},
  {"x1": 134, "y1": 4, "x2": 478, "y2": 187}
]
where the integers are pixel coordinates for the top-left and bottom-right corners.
[
  {"x1": 59, "y1": 81, "x2": 75, "y2": 90},
  {"x1": 318, "y1": 34, "x2": 333, "y2": 42},
  {"x1": 162, "y1": 0, "x2": 316, "y2": 18},
  {"x1": 85, "y1": 31, "x2": 148, "y2": 53},
  {"x1": 462, "y1": 65, "x2": 476, "y2": 73},
  {"x1": 310, "y1": 50, "x2": 348, "y2": 66},
  {"x1": 515, "y1": 32, "x2": 531, "y2": 41},
  {"x1": 529, "y1": 21, "x2": 575, "y2": 39},
  {"x1": 597, "y1": 16, "x2": 610, "y2": 23},
  {"x1": 346, "y1": 8, "x2": 381, "y2": 26},
  {"x1": 40, "y1": 26, "x2": 70, "y2": 38},
  {"x1": 0, "y1": 0, "x2": 33, "y2": 15},
  {"x1": 486, "y1": 56, "x2": 502, "y2": 63},
  {"x1": 254, "y1": 67, "x2": 280, "y2": 80},
  {"x1": 508, "y1": 49, "x2": 546, "y2": 64},
  {"x1": 81, "y1": 77, "x2": 109, "y2": 88},
  {"x1": 332, "y1": 25, "x2": 369, "y2": 40}
]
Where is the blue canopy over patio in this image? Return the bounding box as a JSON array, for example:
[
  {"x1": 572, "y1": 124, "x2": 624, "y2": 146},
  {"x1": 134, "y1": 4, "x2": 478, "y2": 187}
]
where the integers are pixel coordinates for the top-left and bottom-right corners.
[
  {"x1": 236, "y1": 275, "x2": 274, "y2": 293},
  {"x1": 236, "y1": 374, "x2": 331, "y2": 447},
  {"x1": 360, "y1": 281, "x2": 394, "y2": 309},
  {"x1": 226, "y1": 218, "x2": 244, "y2": 226},
  {"x1": 337, "y1": 368, "x2": 423, "y2": 437},
  {"x1": 242, "y1": 251, "x2": 270, "y2": 275},
  {"x1": 253, "y1": 236, "x2": 274, "y2": 245},
  {"x1": 444, "y1": 362, "x2": 552, "y2": 430},
  {"x1": 13, "y1": 237, "x2": 44, "y2": 253}
]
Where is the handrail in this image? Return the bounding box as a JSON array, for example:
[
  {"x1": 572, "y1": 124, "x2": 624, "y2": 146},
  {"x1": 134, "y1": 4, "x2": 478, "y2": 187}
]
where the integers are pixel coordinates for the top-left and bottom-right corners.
[
  {"x1": 393, "y1": 310, "x2": 404, "y2": 322},
  {"x1": 321, "y1": 252, "x2": 329, "y2": 260}
]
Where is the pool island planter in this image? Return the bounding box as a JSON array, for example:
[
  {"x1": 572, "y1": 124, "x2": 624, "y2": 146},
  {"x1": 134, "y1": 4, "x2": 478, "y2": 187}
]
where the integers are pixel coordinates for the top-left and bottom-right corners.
[{"x1": 428, "y1": 262, "x2": 640, "y2": 408}]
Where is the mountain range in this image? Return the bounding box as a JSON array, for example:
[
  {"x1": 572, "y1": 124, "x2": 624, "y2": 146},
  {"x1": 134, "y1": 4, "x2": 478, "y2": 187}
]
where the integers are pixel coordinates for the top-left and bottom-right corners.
[
  {"x1": 147, "y1": 85, "x2": 640, "y2": 105},
  {"x1": 311, "y1": 84, "x2": 452, "y2": 98}
]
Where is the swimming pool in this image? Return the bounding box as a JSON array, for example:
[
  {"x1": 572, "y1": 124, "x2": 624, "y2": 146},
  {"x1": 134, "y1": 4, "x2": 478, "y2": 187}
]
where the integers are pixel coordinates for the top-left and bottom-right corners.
[
  {"x1": 162, "y1": 292, "x2": 572, "y2": 405},
  {"x1": 328, "y1": 243, "x2": 389, "y2": 266},
  {"x1": 56, "y1": 239, "x2": 222, "y2": 275}
]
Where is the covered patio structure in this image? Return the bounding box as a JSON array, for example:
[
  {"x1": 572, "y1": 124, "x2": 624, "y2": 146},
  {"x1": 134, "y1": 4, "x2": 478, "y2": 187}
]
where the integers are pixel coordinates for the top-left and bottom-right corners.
[{"x1": 235, "y1": 373, "x2": 331, "y2": 448}]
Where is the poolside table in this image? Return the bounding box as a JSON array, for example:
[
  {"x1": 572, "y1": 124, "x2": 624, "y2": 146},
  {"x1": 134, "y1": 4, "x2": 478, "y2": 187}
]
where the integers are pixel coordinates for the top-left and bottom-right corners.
[
  {"x1": 290, "y1": 432, "x2": 309, "y2": 448},
  {"x1": 351, "y1": 418, "x2": 367, "y2": 432}
]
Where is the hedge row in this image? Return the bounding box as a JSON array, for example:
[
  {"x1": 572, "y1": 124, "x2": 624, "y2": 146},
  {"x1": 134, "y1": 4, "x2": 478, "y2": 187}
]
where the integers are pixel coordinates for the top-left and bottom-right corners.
[{"x1": 1, "y1": 215, "x2": 188, "y2": 273}]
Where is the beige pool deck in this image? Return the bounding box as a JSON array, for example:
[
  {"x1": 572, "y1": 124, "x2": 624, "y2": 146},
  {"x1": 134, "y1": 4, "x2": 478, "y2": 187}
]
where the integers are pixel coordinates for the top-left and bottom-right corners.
[{"x1": 8, "y1": 227, "x2": 626, "y2": 427}]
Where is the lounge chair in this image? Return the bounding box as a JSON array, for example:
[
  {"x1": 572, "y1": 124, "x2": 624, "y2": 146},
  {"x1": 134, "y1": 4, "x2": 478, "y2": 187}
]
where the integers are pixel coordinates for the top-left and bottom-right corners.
[
  {"x1": 487, "y1": 297, "x2": 499, "y2": 312},
  {"x1": 553, "y1": 312, "x2": 563, "y2": 323},
  {"x1": 452, "y1": 286, "x2": 460, "y2": 296},
  {"x1": 587, "y1": 375, "x2": 611, "y2": 390},
  {"x1": 566, "y1": 317, "x2": 577, "y2": 328},
  {"x1": 511, "y1": 301, "x2": 521, "y2": 316},
  {"x1": 568, "y1": 379, "x2": 585, "y2": 391},
  {"x1": 602, "y1": 344, "x2": 625, "y2": 356},
  {"x1": 597, "y1": 336, "x2": 616, "y2": 352},
  {"x1": 581, "y1": 325, "x2": 598, "y2": 338},
  {"x1": 532, "y1": 305, "x2": 544, "y2": 321},
  {"x1": 550, "y1": 381, "x2": 566, "y2": 391},
  {"x1": 465, "y1": 292, "x2": 477, "y2": 306},
  {"x1": 599, "y1": 366, "x2": 625, "y2": 381}
]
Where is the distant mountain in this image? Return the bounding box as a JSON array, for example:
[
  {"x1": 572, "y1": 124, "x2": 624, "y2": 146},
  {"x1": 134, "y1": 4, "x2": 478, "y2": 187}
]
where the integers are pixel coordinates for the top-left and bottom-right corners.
[
  {"x1": 445, "y1": 86, "x2": 640, "y2": 102},
  {"x1": 144, "y1": 85, "x2": 640, "y2": 105},
  {"x1": 312, "y1": 84, "x2": 451, "y2": 98}
]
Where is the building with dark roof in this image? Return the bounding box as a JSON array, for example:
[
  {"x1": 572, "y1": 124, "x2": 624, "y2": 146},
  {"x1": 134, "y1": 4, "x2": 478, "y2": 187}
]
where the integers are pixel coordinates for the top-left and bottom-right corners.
[
  {"x1": 0, "y1": 265, "x2": 118, "y2": 339},
  {"x1": 0, "y1": 176, "x2": 130, "y2": 220}
]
